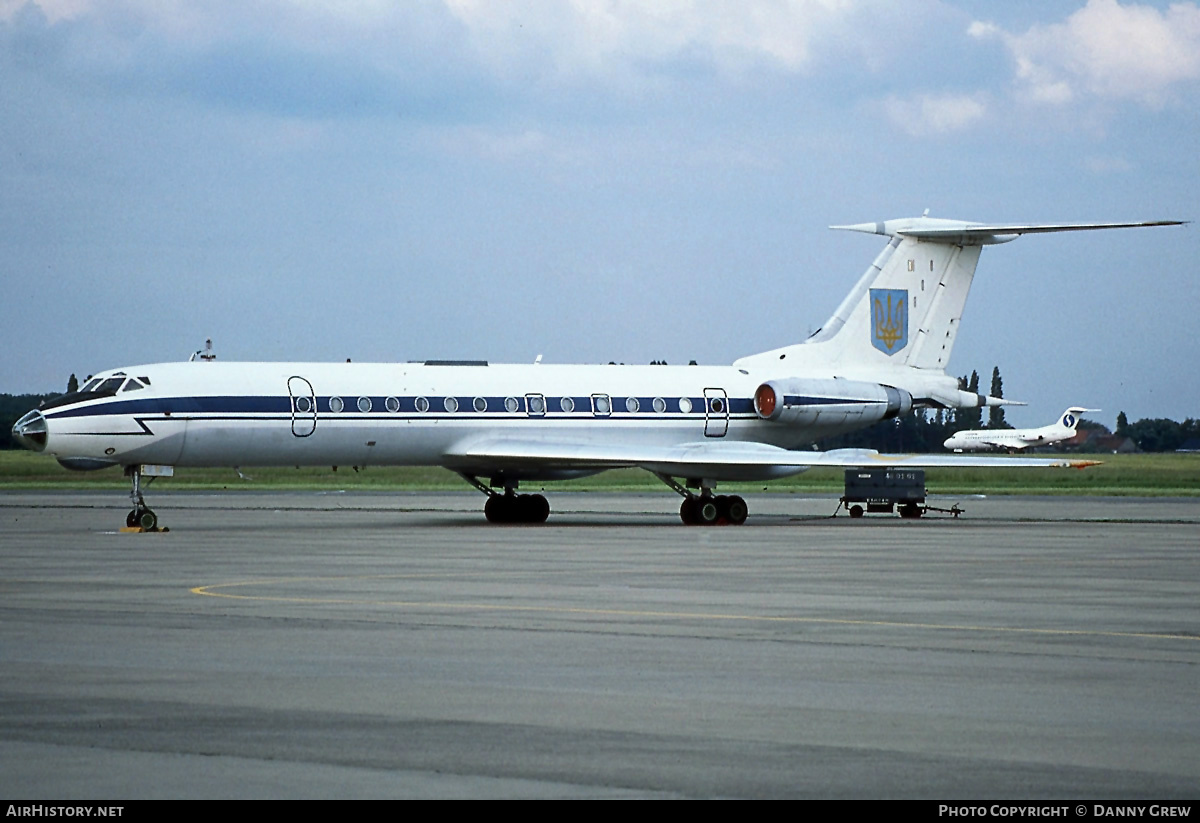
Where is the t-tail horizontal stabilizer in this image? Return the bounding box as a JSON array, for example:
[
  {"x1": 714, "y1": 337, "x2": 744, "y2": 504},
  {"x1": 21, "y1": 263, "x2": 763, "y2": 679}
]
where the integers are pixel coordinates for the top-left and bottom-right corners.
[{"x1": 830, "y1": 218, "x2": 1186, "y2": 245}]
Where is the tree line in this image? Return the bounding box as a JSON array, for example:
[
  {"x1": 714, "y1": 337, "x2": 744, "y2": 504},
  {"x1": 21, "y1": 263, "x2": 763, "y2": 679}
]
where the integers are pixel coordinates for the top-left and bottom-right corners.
[{"x1": 814, "y1": 409, "x2": 1200, "y2": 454}]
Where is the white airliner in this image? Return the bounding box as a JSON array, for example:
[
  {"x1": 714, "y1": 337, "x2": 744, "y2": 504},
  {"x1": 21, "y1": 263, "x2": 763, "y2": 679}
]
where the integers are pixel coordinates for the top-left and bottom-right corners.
[
  {"x1": 11, "y1": 216, "x2": 1181, "y2": 528},
  {"x1": 944, "y1": 407, "x2": 1099, "y2": 453}
]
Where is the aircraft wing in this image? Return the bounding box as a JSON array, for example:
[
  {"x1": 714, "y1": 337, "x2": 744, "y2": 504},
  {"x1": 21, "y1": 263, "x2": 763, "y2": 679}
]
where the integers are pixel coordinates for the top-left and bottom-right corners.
[
  {"x1": 444, "y1": 438, "x2": 1096, "y2": 480},
  {"x1": 974, "y1": 439, "x2": 1018, "y2": 450}
]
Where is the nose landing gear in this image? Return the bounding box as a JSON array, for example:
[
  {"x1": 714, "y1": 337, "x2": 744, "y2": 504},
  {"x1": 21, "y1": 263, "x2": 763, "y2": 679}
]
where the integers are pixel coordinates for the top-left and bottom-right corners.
[
  {"x1": 126, "y1": 505, "x2": 158, "y2": 531},
  {"x1": 122, "y1": 465, "x2": 170, "y2": 532}
]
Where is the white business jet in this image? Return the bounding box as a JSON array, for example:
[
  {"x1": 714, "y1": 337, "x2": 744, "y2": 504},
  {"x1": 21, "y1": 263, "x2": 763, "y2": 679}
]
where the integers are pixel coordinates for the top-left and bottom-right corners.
[
  {"x1": 944, "y1": 407, "x2": 1099, "y2": 452},
  {"x1": 12, "y1": 216, "x2": 1181, "y2": 528}
]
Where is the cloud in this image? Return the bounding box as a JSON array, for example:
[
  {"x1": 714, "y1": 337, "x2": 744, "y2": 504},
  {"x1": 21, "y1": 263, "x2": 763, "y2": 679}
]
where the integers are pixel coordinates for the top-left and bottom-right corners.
[
  {"x1": 971, "y1": 0, "x2": 1200, "y2": 107},
  {"x1": 0, "y1": 0, "x2": 888, "y2": 128},
  {"x1": 883, "y1": 92, "x2": 987, "y2": 136},
  {"x1": 0, "y1": 0, "x2": 491, "y2": 119},
  {"x1": 0, "y1": 0, "x2": 86, "y2": 24},
  {"x1": 2, "y1": 0, "x2": 858, "y2": 86},
  {"x1": 441, "y1": 0, "x2": 852, "y2": 83}
]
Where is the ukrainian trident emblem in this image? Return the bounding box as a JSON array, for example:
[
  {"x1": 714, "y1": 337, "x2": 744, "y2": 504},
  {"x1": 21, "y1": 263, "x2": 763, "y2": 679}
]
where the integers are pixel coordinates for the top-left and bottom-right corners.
[{"x1": 870, "y1": 288, "x2": 908, "y2": 355}]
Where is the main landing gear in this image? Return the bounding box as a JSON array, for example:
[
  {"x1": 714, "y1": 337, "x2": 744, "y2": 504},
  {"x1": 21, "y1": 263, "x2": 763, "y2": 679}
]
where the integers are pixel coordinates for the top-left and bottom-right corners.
[
  {"x1": 461, "y1": 474, "x2": 550, "y2": 524},
  {"x1": 459, "y1": 471, "x2": 747, "y2": 526},
  {"x1": 656, "y1": 474, "x2": 748, "y2": 526},
  {"x1": 678, "y1": 494, "x2": 748, "y2": 526},
  {"x1": 124, "y1": 465, "x2": 160, "y2": 531},
  {"x1": 484, "y1": 491, "x2": 550, "y2": 524}
]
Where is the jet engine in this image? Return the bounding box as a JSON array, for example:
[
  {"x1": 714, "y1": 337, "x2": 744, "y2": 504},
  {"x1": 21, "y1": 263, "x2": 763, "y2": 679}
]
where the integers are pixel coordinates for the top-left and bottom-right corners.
[{"x1": 753, "y1": 378, "x2": 912, "y2": 429}]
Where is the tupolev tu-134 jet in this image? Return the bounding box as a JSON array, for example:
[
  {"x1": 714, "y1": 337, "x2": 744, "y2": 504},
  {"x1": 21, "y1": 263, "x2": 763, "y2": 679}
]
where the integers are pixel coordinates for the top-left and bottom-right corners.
[
  {"x1": 944, "y1": 407, "x2": 1099, "y2": 453},
  {"x1": 12, "y1": 216, "x2": 1183, "y2": 528}
]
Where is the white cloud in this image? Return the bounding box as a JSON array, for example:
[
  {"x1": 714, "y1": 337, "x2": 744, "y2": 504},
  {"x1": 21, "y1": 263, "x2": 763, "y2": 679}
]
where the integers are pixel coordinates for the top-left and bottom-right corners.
[
  {"x1": 2, "y1": 0, "x2": 862, "y2": 88},
  {"x1": 883, "y1": 92, "x2": 987, "y2": 137},
  {"x1": 443, "y1": 0, "x2": 852, "y2": 75},
  {"x1": 972, "y1": 0, "x2": 1200, "y2": 107},
  {"x1": 0, "y1": 0, "x2": 87, "y2": 23}
]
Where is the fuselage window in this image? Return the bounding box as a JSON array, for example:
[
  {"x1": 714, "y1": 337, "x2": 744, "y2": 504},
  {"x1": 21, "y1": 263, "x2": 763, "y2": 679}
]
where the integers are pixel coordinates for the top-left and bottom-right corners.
[
  {"x1": 357, "y1": 396, "x2": 372, "y2": 413},
  {"x1": 329, "y1": 396, "x2": 345, "y2": 413},
  {"x1": 295, "y1": 396, "x2": 313, "y2": 413},
  {"x1": 710, "y1": 397, "x2": 724, "y2": 413},
  {"x1": 593, "y1": 395, "x2": 611, "y2": 415},
  {"x1": 559, "y1": 396, "x2": 575, "y2": 413},
  {"x1": 625, "y1": 396, "x2": 639, "y2": 413},
  {"x1": 444, "y1": 396, "x2": 459, "y2": 413},
  {"x1": 504, "y1": 396, "x2": 520, "y2": 413},
  {"x1": 678, "y1": 397, "x2": 693, "y2": 414},
  {"x1": 473, "y1": 396, "x2": 487, "y2": 412},
  {"x1": 652, "y1": 396, "x2": 667, "y2": 413},
  {"x1": 528, "y1": 395, "x2": 546, "y2": 414},
  {"x1": 415, "y1": 396, "x2": 429, "y2": 413},
  {"x1": 385, "y1": 396, "x2": 400, "y2": 413}
]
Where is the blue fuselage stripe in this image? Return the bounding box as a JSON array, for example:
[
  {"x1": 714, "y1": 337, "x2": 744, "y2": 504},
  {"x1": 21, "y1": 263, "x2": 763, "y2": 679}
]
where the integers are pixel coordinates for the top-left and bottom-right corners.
[
  {"x1": 46, "y1": 394, "x2": 881, "y2": 421},
  {"x1": 47, "y1": 395, "x2": 767, "y2": 420}
]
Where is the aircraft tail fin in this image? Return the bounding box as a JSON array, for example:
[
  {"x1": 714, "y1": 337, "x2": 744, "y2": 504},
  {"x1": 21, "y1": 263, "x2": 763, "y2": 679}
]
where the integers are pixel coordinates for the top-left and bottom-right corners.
[
  {"x1": 735, "y1": 218, "x2": 1184, "y2": 376},
  {"x1": 1059, "y1": 407, "x2": 1099, "y2": 430}
]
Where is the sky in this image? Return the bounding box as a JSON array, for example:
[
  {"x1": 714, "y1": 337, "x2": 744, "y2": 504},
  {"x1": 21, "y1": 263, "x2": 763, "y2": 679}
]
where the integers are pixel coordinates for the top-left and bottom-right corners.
[{"x1": 1, "y1": 0, "x2": 1197, "y2": 427}]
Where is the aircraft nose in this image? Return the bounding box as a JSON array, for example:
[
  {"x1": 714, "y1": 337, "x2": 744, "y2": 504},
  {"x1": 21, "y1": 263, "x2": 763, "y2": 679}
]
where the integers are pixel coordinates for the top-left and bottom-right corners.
[{"x1": 12, "y1": 409, "x2": 48, "y2": 452}]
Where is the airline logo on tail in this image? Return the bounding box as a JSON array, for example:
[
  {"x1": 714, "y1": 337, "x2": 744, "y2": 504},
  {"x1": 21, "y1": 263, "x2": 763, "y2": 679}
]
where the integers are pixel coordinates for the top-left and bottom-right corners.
[{"x1": 871, "y1": 288, "x2": 907, "y2": 355}]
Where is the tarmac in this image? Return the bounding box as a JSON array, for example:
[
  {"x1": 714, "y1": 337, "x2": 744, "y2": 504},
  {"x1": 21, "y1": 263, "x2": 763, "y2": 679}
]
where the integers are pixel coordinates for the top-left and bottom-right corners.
[{"x1": 1, "y1": 490, "x2": 1198, "y2": 798}]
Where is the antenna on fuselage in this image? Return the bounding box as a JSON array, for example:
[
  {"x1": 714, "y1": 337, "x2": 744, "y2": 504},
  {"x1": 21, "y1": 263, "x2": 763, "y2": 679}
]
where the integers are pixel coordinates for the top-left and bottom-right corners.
[{"x1": 190, "y1": 339, "x2": 216, "y2": 362}]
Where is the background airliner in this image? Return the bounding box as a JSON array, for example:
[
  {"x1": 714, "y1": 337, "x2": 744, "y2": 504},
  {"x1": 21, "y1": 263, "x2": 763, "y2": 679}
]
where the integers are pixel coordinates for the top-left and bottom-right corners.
[
  {"x1": 12, "y1": 216, "x2": 1181, "y2": 528},
  {"x1": 944, "y1": 407, "x2": 1098, "y2": 453}
]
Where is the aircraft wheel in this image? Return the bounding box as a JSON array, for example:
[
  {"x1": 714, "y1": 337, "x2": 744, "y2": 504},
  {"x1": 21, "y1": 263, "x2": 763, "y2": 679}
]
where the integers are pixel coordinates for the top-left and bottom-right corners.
[
  {"x1": 484, "y1": 495, "x2": 507, "y2": 523},
  {"x1": 520, "y1": 493, "x2": 550, "y2": 524},
  {"x1": 135, "y1": 508, "x2": 157, "y2": 531},
  {"x1": 679, "y1": 498, "x2": 699, "y2": 525},
  {"x1": 696, "y1": 497, "x2": 720, "y2": 525},
  {"x1": 126, "y1": 509, "x2": 140, "y2": 528},
  {"x1": 849, "y1": 504, "x2": 864, "y2": 519},
  {"x1": 725, "y1": 495, "x2": 748, "y2": 525},
  {"x1": 715, "y1": 495, "x2": 731, "y2": 524}
]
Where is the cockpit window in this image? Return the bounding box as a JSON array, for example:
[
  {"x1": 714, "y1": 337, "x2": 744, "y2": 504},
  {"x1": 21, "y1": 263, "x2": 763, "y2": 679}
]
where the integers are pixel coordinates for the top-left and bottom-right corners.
[{"x1": 37, "y1": 373, "x2": 138, "y2": 412}]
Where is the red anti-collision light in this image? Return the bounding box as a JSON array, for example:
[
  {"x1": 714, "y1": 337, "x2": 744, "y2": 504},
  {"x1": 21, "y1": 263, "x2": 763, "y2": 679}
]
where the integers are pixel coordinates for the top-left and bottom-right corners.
[{"x1": 754, "y1": 384, "x2": 777, "y2": 419}]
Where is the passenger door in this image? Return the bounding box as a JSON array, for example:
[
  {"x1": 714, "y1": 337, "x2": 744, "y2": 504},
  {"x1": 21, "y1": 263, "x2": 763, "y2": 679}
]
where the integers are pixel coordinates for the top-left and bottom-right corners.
[
  {"x1": 704, "y1": 387, "x2": 729, "y2": 437},
  {"x1": 288, "y1": 376, "x2": 317, "y2": 437}
]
